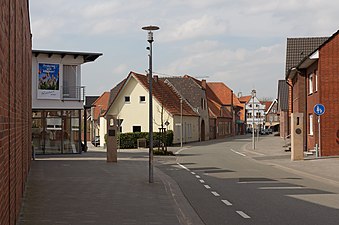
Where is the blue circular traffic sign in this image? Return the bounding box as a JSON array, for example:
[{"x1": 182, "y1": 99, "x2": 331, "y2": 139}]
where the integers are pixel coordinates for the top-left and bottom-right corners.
[{"x1": 314, "y1": 104, "x2": 325, "y2": 116}]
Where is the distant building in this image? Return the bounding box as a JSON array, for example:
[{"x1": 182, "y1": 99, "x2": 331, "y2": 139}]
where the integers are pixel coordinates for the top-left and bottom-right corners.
[
  {"x1": 92, "y1": 92, "x2": 110, "y2": 147},
  {"x1": 277, "y1": 80, "x2": 289, "y2": 138},
  {"x1": 264, "y1": 99, "x2": 279, "y2": 132},
  {"x1": 244, "y1": 96, "x2": 266, "y2": 132}
]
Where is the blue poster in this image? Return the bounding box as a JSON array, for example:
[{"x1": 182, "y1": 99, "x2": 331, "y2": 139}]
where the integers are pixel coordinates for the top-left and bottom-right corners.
[{"x1": 38, "y1": 63, "x2": 60, "y2": 90}]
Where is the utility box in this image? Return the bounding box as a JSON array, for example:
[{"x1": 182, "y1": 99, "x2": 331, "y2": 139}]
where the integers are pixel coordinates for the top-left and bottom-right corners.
[
  {"x1": 291, "y1": 113, "x2": 304, "y2": 161},
  {"x1": 106, "y1": 115, "x2": 117, "y2": 162}
]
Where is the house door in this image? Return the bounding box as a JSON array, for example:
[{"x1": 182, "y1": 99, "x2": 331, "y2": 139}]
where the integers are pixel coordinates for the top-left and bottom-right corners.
[{"x1": 201, "y1": 120, "x2": 205, "y2": 141}]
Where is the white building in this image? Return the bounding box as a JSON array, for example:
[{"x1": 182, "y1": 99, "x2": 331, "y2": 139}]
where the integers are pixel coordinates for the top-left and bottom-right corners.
[
  {"x1": 105, "y1": 72, "x2": 200, "y2": 144},
  {"x1": 245, "y1": 96, "x2": 266, "y2": 131},
  {"x1": 32, "y1": 50, "x2": 102, "y2": 154}
]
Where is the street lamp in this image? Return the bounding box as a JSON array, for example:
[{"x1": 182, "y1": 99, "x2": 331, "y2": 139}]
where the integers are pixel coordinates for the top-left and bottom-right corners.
[
  {"x1": 251, "y1": 89, "x2": 256, "y2": 150},
  {"x1": 142, "y1": 25, "x2": 159, "y2": 183}
]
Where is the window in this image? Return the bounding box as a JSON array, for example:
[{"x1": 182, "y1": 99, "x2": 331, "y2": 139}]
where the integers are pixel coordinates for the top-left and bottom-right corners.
[
  {"x1": 140, "y1": 96, "x2": 146, "y2": 103},
  {"x1": 309, "y1": 74, "x2": 313, "y2": 94},
  {"x1": 63, "y1": 65, "x2": 78, "y2": 99},
  {"x1": 133, "y1": 126, "x2": 141, "y2": 132},
  {"x1": 315, "y1": 70, "x2": 318, "y2": 92},
  {"x1": 125, "y1": 96, "x2": 130, "y2": 103},
  {"x1": 309, "y1": 114, "x2": 313, "y2": 135}
]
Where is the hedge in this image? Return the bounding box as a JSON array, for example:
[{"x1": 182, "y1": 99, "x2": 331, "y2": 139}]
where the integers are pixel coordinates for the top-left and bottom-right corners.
[{"x1": 118, "y1": 130, "x2": 173, "y2": 149}]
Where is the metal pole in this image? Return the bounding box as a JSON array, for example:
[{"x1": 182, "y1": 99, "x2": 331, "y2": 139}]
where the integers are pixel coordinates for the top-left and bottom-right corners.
[
  {"x1": 148, "y1": 39, "x2": 154, "y2": 183},
  {"x1": 252, "y1": 95, "x2": 255, "y2": 149},
  {"x1": 318, "y1": 115, "x2": 321, "y2": 157},
  {"x1": 180, "y1": 98, "x2": 183, "y2": 148}
]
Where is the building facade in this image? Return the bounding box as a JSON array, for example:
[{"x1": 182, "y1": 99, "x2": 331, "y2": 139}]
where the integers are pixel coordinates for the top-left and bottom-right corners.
[
  {"x1": 286, "y1": 31, "x2": 339, "y2": 156},
  {"x1": 31, "y1": 50, "x2": 102, "y2": 154},
  {"x1": 245, "y1": 96, "x2": 266, "y2": 132},
  {"x1": 0, "y1": 1, "x2": 32, "y2": 224},
  {"x1": 106, "y1": 72, "x2": 200, "y2": 144}
]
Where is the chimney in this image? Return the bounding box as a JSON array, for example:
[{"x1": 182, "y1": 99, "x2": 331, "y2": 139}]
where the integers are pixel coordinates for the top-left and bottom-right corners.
[
  {"x1": 154, "y1": 75, "x2": 158, "y2": 82},
  {"x1": 202, "y1": 79, "x2": 207, "y2": 90}
]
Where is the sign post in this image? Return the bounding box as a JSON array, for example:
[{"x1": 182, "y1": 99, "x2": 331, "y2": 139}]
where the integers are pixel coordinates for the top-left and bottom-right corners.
[{"x1": 314, "y1": 104, "x2": 325, "y2": 157}]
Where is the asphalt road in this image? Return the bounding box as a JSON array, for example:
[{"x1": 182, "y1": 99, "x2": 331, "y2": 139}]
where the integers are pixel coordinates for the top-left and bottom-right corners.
[{"x1": 156, "y1": 136, "x2": 339, "y2": 225}]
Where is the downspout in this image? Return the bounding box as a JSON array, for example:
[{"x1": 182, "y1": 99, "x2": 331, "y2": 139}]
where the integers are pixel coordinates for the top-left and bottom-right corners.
[{"x1": 286, "y1": 79, "x2": 293, "y2": 138}]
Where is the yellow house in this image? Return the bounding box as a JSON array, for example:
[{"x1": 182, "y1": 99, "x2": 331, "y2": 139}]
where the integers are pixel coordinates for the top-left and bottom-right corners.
[{"x1": 105, "y1": 72, "x2": 200, "y2": 144}]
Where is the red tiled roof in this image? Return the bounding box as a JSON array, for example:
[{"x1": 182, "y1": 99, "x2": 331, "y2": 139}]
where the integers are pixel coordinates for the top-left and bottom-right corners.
[
  {"x1": 207, "y1": 82, "x2": 242, "y2": 107},
  {"x1": 264, "y1": 101, "x2": 272, "y2": 110},
  {"x1": 93, "y1": 92, "x2": 110, "y2": 120},
  {"x1": 132, "y1": 72, "x2": 198, "y2": 117},
  {"x1": 208, "y1": 99, "x2": 232, "y2": 119},
  {"x1": 239, "y1": 95, "x2": 252, "y2": 104}
]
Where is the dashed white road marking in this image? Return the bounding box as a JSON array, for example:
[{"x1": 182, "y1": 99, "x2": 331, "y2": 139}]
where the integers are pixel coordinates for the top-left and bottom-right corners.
[
  {"x1": 175, "y1": 147, "x2": 188, "y2": 155},
  {"x1": 259, "y1": 186, "x2": 305, "y2": 190},
  {"x1": 204, "y1": 185, "x2": 211, "y2": 189},
  {"x1": 177, "y1": 163, "x2": 190, "y2": 171},
  {"x1": 230, "y1": 149, "x2": 246, "y2": 157},
  {"x1": 236, "y1": 211, "x2": 251, "y2": 219},
  {"x1": 199, "y1": 179, "x2": 205, "y2": 183},
  {"x1": 221, "y1": 199, "x2": 233, "y2": 206},
  {"x1": 195, "y1": 175, "x2": 201, "y2": 179},
  {"x1": 211, "y1": 191, "x2": 220, "y2": 196},
  {"x1": 238, "y1": 181, "x2": 278, "y2": 184},
  {"x1": 191, "y1": 172, "x2": 196, "y2": 175}
]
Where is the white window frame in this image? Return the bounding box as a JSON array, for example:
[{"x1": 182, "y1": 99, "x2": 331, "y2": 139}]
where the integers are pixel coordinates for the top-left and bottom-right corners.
[
  {"x1": 124, "y1": 96, "x2": 130, "y2": 103},
  {"x1": 309, "y1": 74, "x2": 313, "y2": 94},
  {"x1": 309, "y1": 114, "x2": 313, "y2": 135},
  {"x1": 315, "y1": 70, "x2": 318, "y2": 92}
]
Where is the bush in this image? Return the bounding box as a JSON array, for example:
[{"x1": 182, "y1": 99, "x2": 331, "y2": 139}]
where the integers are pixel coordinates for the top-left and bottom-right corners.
[{"x1": 118, "y1": 130, "x2": 173, "y2": 149}]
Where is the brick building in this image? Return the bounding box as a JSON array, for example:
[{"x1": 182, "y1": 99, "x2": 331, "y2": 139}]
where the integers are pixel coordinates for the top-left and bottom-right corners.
[
  {"x1": 0, "y1": 1, "x2": 32, "y2": 225},
  {"x1": 286, "y1": 30, "x2": 339, "y2": 156}
]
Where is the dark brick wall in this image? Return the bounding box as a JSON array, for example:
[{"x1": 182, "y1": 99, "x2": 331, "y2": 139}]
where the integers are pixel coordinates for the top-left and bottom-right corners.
[
  {"x1": 318, "y1": 34, "x2": 339, "y2": 156},
  {"x1": 0, "y1": 1, "x2": 32, "y2": 225}
]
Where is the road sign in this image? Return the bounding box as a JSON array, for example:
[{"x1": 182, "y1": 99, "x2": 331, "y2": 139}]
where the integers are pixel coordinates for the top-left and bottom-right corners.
[{"x1": 314, "y1": 104, "x2": 325, "y2": 116}]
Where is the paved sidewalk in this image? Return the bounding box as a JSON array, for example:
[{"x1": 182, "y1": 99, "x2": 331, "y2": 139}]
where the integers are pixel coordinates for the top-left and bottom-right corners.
[
  {"x1": 242, "y1": 134, "x2": 339, "y2": 188},
  {"x1": 18, "y1": 148, "x2": 204, "y2": 225}
]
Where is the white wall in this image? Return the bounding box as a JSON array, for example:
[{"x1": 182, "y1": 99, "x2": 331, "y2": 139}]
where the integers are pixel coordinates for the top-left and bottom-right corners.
[
  {"x1": 32, "y1": 54, "x2": 84, "y2": 109},
  {"x1": 99, "y1": 117, "x2": 107, "y2": 147},
  {"x1": 106, "y1": 75, "x2": 200, "y2": 144}
]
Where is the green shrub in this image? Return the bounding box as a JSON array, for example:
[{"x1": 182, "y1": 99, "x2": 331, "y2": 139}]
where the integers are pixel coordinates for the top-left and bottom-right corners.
[{"x1": 118, "y1": 130, "x2": 173, "y2": 149}]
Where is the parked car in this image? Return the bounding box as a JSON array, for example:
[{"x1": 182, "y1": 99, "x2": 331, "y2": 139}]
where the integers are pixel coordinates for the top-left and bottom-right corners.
[
  {"x1": 92, "y1": 136, "x2": 100, "y2": 147},
  {"x1": 267, "y1": 128, "x2": 273, "y2": 134},
  {"x1": 260, "y1": 129, "x2": 269, "y2": 135}
]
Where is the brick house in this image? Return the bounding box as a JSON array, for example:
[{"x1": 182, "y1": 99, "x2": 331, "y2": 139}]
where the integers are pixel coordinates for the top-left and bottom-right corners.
[
  {"x1": 0, "y1": 1, "x2": 32, "y2": 225},
  {"x1": 286, "y1": 30, "x2": 339, "y2": 156},
  {"x1": 277, "y1": 80, "x2": 290, "y2": 138}
]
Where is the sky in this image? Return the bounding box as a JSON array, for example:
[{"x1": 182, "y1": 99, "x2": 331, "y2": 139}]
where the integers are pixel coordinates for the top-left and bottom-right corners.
[{"x1": 29, "y1": 0, "x2": 339, "y2": 100}]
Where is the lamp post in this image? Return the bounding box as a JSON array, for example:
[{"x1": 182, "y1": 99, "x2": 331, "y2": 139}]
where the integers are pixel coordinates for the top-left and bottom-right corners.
[
  {"x1": 251, "y1": 89, "x2": 256, "y2": 150},
  {"x1": 142, "y1": 25, "x2": 159, "y2": 183}
]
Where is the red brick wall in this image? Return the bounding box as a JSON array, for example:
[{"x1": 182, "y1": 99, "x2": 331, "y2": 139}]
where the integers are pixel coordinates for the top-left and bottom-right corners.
[
  {"x1": 306, "y1": 63, "x2": 320, "y2": 151},
  {"x1": 318, "y1": 34, "x2": 339, "y2": 156},
  {"x1": 0, "y1": 1, "x2": 32, "y2": 225}
]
